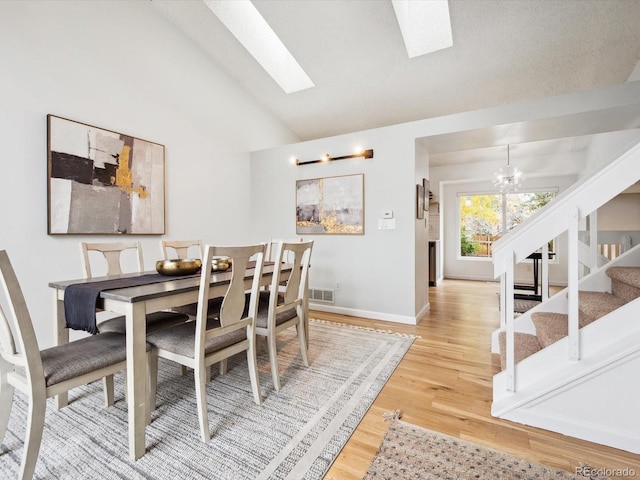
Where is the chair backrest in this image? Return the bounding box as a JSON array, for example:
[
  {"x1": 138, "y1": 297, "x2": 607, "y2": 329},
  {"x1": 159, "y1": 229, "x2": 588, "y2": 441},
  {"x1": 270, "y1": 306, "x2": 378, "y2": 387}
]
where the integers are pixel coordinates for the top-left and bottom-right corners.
[
  {"x1": 196, "y1": 244, "x2": 266, "y2": 332},
  {"x1": 0, "y1": 250, "x2": 45, "y2": 389},
  {"x1": 267, "y1": 240, "x2": 313, "y2": 313},
  {"x1": 161, "y1": 239, "x2": 203, "y2": 261},
  {"x1": 80, "y1": 241, "x2": 144, "y2": 278}
]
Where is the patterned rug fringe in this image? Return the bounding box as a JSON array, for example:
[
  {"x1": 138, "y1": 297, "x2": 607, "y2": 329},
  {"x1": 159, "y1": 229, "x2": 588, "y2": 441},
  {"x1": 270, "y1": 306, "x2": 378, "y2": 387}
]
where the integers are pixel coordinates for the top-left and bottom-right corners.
[
  {"x1": 310, "y1": 318, "x2": 422, "y2": 338},
  {"x1": 382, "y1": 409, "x2": 402, "y2": 421}
]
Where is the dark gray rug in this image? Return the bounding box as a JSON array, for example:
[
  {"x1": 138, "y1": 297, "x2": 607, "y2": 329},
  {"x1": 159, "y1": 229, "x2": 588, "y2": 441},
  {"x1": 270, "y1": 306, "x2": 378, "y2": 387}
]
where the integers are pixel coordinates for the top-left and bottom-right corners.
[{"x1": 0, "y1": 320, "x2": 414, "y2": 479}]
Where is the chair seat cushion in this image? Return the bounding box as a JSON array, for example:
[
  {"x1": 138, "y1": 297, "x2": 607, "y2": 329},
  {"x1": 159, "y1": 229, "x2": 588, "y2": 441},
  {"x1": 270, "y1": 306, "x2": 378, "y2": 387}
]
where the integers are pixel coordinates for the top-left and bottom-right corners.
[
  {"x1": 97, "y1": 311, "x2": 189, "y2": 334},
  {"x1": 146, "y1": 318, "x2": 246, "y2": 358},
  {"x1": 40, "y1": 332, "x2": 150, "y2": 387},
  {"x1": 255, "y1": 291, "x2": 297, "y2": 328}
]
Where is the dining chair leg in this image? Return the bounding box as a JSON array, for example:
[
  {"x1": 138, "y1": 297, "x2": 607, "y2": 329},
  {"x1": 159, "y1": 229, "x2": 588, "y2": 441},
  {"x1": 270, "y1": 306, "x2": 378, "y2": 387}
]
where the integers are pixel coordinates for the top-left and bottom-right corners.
[
  {"x1": 297, "y1": 319, "x2": 310, "y2": 368},
  {"x1": 267, "y1": 333, "x2": 281, "y2": 391},
  {"x1": 247, "y1": 338, "x2": 262, "y2": 405},
  {"x1": 194, "y1": 365, "x2": 210, "y2": 443},
  {"x1": 0, "y1": 359, "x2": 15, "y2": 444},
  {"x1": 103, "y1": 374, "x2": 115, "y2": 407},
  {"x1": 205, "y1": 365, "x2": 212, "y2": 383},
  {"x1": 179, "y1": 365, "x2": 188, "y2": 376},
  {"x1": 21, "y1": 393, "x2": 46, "y2": 480},
  {"x1": 219, "y1": 359, "x2": 228, "y2": 376}
]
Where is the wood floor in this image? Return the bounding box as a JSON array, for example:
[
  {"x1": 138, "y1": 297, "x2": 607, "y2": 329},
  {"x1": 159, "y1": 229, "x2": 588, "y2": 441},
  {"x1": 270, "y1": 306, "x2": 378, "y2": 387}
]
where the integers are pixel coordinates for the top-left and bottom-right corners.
[{"x1": 319, "y1": 279, "x2": 640, "y2": 479}]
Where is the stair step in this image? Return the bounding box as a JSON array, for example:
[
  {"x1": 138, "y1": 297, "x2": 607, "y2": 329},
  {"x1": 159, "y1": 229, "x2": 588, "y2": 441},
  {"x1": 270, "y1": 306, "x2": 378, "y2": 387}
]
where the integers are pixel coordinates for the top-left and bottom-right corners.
[
  {"x1": 578, "y1": 291, "x2": 627, "y2": 323},
  {"x1": 607, "y1": 266, "x2": 640, "y2": 302},
  {"x1": 498, "y1": 331, "x2": 541, "y2": 370},
  {"x1": 531, "y1": 312, "x2": 569, "y2": 348}
]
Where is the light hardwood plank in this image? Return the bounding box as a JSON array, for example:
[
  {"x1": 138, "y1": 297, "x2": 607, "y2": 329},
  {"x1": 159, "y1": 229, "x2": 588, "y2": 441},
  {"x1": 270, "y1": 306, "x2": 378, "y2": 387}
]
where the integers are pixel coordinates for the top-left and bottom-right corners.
[{"x1": 319, "y1": 279, "x2": 640, "y2": 479}]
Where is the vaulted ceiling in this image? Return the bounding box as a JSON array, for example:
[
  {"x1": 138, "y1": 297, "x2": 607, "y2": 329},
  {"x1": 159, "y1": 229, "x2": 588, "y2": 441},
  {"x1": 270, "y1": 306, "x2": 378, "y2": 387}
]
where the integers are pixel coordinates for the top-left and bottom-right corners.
[{"x1": 151, "y1": 0, "x2": 640, "y2": 162}]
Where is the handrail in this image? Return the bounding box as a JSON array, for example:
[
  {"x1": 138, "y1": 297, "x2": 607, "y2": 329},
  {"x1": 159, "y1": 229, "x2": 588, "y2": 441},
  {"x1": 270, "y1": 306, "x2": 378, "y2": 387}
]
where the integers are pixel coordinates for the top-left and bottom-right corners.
[{"x1": 494, "y1": 138, "x2": 640, "y2": 393}]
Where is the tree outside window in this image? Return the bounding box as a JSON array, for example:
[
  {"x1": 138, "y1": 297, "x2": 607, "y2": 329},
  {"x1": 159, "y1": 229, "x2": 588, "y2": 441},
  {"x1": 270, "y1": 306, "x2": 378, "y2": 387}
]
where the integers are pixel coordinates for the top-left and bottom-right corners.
[{"x1": 459, "y1": 191, "x2": 554, "y2": 257}]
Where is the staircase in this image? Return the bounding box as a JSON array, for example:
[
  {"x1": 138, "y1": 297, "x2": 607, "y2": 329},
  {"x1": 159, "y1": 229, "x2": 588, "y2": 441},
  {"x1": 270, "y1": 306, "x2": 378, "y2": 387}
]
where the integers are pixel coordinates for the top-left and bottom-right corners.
[
  {"x1": 491, "y1": 138, "x2": 640, "y2": 454},
  {"x1": 498, "y1": 266, "x2": 640, "y2": 370}
]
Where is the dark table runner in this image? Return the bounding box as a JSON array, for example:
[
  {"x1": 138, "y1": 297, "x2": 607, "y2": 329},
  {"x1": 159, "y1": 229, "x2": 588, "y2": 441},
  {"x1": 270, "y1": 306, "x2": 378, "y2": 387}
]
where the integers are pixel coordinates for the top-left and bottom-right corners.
[
  {"x1": 64, "y1": 261, "x2": 275, "y2": 334},
  {"x1": 64, "y1": 273, "x2": 198, "y2": 334}
]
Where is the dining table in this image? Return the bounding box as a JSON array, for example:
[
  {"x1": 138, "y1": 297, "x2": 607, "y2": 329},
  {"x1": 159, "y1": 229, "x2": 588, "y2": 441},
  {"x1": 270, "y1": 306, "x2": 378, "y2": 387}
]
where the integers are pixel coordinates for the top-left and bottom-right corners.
[{"x1": 49, "y1": 261, "x2": 300, "y2": 460}]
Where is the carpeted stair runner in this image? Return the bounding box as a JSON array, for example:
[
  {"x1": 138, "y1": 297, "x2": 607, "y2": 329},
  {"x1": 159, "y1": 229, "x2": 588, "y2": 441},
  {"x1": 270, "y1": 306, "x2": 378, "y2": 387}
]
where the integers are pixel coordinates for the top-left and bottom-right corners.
[
  {"x1": 608, "y1": 266, "x2": 640, "y2": 302},
  {"x1": 500, "y1": 265, "x2": 640, "y2": 369}
]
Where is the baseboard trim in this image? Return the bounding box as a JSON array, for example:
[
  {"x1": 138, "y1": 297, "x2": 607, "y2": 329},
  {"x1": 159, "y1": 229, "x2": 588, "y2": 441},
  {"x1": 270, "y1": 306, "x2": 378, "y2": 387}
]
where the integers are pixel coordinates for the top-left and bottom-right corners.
[
  {"x1": 501, "y1": 407, "x2": 640, "y2": 454},
  {"x1": 309, "y1": 303, "x2": 426, "y2": 325}
]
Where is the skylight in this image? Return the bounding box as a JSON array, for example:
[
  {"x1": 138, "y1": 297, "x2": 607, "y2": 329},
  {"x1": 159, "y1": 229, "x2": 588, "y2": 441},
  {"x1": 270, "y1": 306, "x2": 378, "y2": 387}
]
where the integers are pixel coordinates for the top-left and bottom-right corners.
[
  {"x1": 391, "y1": 0, "x2": 453, "y2": 58},
  {"x1": 203, "y1": 0, "x2": 314, "y2": 94}
]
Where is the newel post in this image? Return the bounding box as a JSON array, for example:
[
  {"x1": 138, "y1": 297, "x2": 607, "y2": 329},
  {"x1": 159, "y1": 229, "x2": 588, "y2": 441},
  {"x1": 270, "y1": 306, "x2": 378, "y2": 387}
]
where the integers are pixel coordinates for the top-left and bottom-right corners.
[{"x1": 541, "y1": 242, "x2": 549, "y2": 302}]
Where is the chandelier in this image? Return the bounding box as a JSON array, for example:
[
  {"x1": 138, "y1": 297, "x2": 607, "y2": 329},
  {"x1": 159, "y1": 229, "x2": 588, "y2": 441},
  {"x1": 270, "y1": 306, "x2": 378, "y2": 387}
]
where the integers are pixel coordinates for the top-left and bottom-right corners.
[{"x1": 493, "y1": 144, "x2": 522, "y2": 193}]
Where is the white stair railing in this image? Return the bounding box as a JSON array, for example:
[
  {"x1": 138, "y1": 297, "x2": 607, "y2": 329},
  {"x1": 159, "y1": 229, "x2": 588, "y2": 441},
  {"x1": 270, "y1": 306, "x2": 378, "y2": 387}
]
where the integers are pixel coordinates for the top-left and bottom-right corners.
[{"x1": 494, "y1": 139, "x2": 640, "y2": 394}]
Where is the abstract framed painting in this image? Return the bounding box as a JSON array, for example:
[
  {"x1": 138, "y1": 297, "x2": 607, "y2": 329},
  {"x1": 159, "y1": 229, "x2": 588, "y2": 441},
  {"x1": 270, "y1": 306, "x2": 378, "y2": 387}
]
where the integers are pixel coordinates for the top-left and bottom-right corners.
[
  {"x1": 296, "y1": 173, "x2": 364, "y2": 235},
  {"x1": 47, "y1": 115, "x2": 165, "y2": 235},
  {"x1": 423, "y1": 178, "x2": 430, "y2": 212},
  {"x1": 416, "y1": 184, "x2": 425, "y2": 219}
]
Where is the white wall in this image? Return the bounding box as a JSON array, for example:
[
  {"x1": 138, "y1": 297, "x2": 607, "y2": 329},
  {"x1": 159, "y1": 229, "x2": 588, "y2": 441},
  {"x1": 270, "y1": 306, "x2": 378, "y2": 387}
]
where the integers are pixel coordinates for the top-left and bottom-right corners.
[
  {"x1": 583, "y1": 129, "x2": 640, "y2": 174},
  {"x1": 599, "y1": 193, "x2": 640, "y2": 231},
  {"x1": 250, "y1": 82, "x2": 640, "y2": 324},
  {"x1": 415, "y1": 140, "x2": 430, "y2": 316},
  {"x1": 0, "y1": 1, "x2": 298, "y2": 347},
  {"x1": 250, "y1": 127, "x2": 421, "y2": 324}
]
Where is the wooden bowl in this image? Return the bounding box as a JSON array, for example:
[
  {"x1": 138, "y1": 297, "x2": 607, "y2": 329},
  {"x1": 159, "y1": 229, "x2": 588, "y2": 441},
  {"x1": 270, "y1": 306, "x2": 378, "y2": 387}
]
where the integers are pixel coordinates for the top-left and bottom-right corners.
[{"x1": 156, "y1": 258, "x2": 202, "y2": 276}]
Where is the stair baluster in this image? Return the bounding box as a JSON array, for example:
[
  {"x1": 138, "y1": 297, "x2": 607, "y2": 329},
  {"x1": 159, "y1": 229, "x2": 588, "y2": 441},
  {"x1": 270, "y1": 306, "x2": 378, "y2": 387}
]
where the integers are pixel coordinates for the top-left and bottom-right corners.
[
  {"x1": 588, "y1": 211, "x2": 599, "y2": 273},
  {"x1": 568, "y1": 206, "x2": 580, "y2": 361},
  {"x1": 541, "y1": 242, "x2": 549, "y2": 302},
  {"x1": 504, "y1": 251, "x2": 515, "y2": 392}
]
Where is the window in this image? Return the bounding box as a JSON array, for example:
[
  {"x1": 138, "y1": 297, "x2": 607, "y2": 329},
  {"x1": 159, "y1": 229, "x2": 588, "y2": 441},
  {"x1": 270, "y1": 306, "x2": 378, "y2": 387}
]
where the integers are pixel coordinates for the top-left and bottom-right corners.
[{"x1": 459, "y1": 191, "x2": 555, "y2": 258}]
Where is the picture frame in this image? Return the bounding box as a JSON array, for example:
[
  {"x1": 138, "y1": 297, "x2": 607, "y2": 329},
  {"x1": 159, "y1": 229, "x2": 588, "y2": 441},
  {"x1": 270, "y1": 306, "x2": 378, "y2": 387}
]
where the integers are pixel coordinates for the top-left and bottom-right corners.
[
  {"x1": 47, "y1": 115, "x2": 166, "y2": 235},
  {"x1": 416, "y1": 184, "x2": 425, "y2": 219},
  {"x1": 296, "y1": 173, "x2": 364, "y2": 235},
  {"x1": 423, "y1": 178, "x2": 430, "y2": 212}
]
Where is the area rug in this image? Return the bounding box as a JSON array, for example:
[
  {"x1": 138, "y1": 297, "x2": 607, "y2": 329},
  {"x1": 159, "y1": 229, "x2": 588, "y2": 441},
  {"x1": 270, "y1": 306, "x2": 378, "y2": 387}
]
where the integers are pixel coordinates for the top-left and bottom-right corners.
[
  {"x1": 0, "y1": 319, "x2": 414, "y2": 479},
  {"x1": 364, "y1": 420, "x2": 588, "y2": 480}
]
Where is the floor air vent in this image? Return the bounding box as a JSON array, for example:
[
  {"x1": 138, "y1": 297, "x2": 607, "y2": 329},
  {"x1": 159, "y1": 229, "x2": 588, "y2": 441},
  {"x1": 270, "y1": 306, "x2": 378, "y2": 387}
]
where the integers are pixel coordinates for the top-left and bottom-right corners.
[{"x1": 310, "y1": 288, "x2": 334, "y2": 303}]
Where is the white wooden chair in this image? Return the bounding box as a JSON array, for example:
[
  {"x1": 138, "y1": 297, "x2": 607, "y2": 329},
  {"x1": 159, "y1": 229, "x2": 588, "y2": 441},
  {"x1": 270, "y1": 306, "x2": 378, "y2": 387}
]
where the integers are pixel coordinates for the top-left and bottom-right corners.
[
  {"x1": 160, "y1": 239, "x2": 204, "y2": 261},
  {"x1": 0, "y1": 250, "x2": 154, "y2": 480},
  {"x1": 263, "y1": 237, "x2": 303, "y2": 295},
  {"x1": 80, "y1": 241, "x2": 189, "y2": 335},
  {"x1": 80, "y1": 241, "x2": 189, "y2": 393},
  {"x1": 255, "y1": 240, "x2": 313, "y2": 390},
  {"x1": 146, "y1": 243, "x2": 266, "y2": 442},
  {"x1": 160, "y1": 239, "x2": 206, "y2": 318}
]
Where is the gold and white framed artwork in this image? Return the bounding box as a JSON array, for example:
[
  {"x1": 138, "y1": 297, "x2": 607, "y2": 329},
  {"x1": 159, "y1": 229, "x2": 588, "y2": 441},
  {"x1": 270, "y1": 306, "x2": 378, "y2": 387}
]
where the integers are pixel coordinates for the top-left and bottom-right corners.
[{"x1": 296, "y1": 173, "x2": 364, "y2": 235}]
